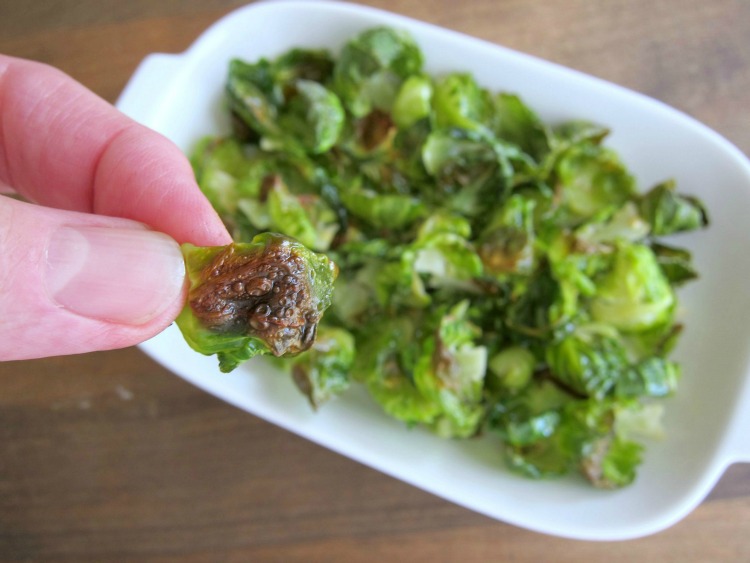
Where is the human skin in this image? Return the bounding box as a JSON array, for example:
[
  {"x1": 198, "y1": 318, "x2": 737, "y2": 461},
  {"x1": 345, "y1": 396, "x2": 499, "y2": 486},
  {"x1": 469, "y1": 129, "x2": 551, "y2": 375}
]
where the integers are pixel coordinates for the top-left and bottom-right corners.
[{"x1": 0, "y1": 55, "x2": 232, "y2": 360}]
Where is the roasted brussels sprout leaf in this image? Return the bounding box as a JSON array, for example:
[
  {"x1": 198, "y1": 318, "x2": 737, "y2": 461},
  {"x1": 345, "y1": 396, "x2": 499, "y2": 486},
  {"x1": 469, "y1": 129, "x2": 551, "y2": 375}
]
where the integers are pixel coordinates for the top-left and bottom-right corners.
[
  {"x1": 589, "y1": 242, "x2": 676, "y2": 332},
  {"x1": 638, "y1": 180, "x2": 709, "y2": 236},
  {"x1": 333, "y1": 26, "x2": 423, "y2": 117},
  {"x1": 176, "y1": 234, "x2": 337, "y2": 372},
  {"x1": 288, "y1": 326, "x2": 355, "y2": 409},
  {"x1": 186, "y1": 26, "x2": 709, "y2": 489},
  {"x1": 650, "y1": 242, "x2": 700, "y2": 286}
]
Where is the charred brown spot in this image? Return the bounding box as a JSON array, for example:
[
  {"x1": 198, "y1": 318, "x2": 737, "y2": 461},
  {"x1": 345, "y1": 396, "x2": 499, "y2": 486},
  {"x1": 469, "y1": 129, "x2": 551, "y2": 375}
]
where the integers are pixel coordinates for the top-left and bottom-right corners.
[
  {"x1": 259, "y1": 174, "x2": 281, "y2": 203},
  {"x1": 189, "y1": 244, "x2": 321, "y2": 357},
  {"x1": 580, "y1": 434, "x2": 616, "y2": 489},
  {"x1": 478, "y1": 229, "x2": 529, "y2": 274},
  {"x1": 357, "y1": 109, "x2": 395, "y2": 151},
  {"x1": 291, "y1": 364, "x2": 315, "y2": 406},
  {"x1": 433, "y1": 339, "x2": 456, "y2": 389}
]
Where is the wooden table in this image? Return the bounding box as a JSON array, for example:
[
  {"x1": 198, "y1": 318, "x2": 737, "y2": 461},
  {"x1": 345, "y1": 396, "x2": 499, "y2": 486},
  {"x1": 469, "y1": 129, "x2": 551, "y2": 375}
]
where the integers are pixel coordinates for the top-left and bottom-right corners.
[{"x1": 2, "y1": 1, "x2": 750, "y2": 560}]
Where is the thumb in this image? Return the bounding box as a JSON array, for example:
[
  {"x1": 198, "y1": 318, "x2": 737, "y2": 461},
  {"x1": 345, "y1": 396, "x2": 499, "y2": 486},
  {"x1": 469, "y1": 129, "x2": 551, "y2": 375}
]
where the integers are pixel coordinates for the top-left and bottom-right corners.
[{"x1": 1, "y1": 196, "x2": 187, "y2": 360}]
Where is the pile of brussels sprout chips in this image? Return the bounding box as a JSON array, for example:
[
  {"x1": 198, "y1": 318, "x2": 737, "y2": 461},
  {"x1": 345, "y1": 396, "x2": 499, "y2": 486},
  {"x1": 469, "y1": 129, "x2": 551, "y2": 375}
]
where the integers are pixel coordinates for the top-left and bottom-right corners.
[{"x1": 187, "y1": 27, "x2": 708, "y2": 488}]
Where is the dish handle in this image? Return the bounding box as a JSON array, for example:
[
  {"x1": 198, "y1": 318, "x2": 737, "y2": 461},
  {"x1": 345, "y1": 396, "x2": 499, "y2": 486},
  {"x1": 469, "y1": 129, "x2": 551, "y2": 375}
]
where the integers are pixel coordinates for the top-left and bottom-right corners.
[{"x1": 115, "y1": 53, "x2": 183, "y2": 118}]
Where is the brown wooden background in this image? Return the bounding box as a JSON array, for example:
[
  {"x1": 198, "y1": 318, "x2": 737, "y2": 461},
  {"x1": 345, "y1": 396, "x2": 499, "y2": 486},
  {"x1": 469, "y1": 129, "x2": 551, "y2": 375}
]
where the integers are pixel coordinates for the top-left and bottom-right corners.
[{"x1": 2, "y1": 1, "x2": 750, "y2": 560}]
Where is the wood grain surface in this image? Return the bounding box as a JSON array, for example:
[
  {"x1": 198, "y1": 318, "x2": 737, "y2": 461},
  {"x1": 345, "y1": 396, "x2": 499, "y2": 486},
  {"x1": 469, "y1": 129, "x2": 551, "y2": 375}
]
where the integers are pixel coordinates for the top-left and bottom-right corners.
[{"x1": 2, "y1": 1, "x2": 750, "y2": 560}]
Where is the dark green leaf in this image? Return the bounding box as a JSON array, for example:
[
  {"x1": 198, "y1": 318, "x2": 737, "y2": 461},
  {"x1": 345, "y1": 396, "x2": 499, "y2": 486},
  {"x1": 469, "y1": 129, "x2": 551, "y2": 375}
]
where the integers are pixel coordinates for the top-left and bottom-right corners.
[{"x1": 638, "y1": 179, "x2": 709, "y2": 235}]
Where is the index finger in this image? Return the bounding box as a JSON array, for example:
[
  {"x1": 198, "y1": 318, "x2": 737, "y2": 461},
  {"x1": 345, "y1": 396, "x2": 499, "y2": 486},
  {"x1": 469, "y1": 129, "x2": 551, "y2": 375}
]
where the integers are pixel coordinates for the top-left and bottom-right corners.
[{"x1": 0, "y1": 55, "x2": 231, "y2": 246}]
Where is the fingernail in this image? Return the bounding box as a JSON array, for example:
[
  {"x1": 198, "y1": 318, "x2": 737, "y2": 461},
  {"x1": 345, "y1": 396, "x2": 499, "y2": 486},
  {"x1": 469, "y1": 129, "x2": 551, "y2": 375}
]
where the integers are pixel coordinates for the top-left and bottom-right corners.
[{"x1": 45, "y1": 226, "x2": 185, "y2": 325}]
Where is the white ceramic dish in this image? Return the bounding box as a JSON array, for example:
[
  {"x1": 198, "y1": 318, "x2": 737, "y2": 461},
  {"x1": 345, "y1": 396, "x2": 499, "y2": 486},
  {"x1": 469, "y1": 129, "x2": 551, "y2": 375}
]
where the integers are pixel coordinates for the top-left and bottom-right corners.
[{"x1": 118, "y1": 0, "x2": 750, "y2": 540}]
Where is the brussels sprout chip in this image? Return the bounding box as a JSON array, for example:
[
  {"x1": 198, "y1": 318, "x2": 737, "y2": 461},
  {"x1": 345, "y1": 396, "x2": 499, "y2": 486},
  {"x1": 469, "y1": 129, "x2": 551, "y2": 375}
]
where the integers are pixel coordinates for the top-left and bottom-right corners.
[{"x1": 176, "y1": 233, "x2": 337, "y2": 372}]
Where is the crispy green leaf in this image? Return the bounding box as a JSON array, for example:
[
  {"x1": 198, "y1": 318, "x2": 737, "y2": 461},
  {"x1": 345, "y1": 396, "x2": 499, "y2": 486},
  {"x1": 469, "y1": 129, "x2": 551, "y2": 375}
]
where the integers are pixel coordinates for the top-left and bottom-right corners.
[
  {"x1": 555, "y1": 142, "x2": 636, "y2": 218},
  {"x1": 333, "y1": 26, "x2": 423, "y2": 117},
  {"x1": 650, "y1": 242, "x2": 699, "y2": 286},
  {"x1": 413, "y1": 301, "x2": 487, "y2": 437},
  {"x1": 590, "y1": 243, "x2": 676, "y2": 332},
  {"x1": 546, "y1": 327, "x2": 629, "y2": 399},
  {"x1": 638, "y1": 179, "x2": 709, "y2": 235},
  {"x1": 492, "y1": 93, "x2": 551, "y2": 161},
  {"x1": 289, "y1": 326, "x2": 355, "y2": 408}
]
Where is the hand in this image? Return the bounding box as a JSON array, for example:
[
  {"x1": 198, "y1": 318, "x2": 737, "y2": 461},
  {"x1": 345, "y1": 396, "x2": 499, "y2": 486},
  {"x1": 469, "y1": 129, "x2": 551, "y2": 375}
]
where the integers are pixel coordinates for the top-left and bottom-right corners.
[{"x1": 0, "y1": 55, "x2": 232, "y2": 361}]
